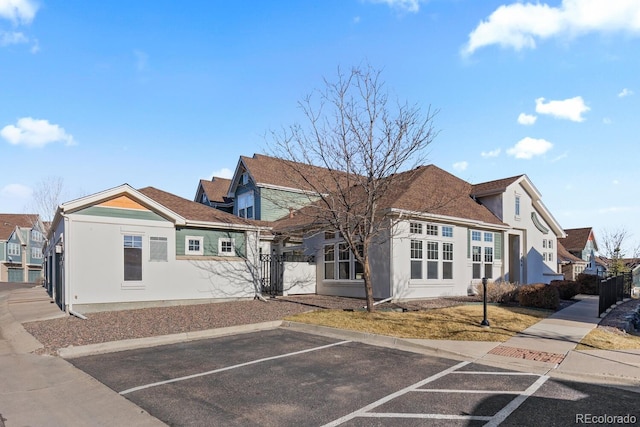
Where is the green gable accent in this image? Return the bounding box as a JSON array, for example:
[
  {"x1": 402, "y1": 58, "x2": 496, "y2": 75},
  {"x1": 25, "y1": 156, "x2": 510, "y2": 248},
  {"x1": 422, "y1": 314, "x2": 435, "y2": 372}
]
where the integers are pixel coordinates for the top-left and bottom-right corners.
[
  {"x1": 75, "y1": 206, "x2": 167, "y2": 222},
  {"x1": 259, "y1": 187, "x2": 318, "y2": 221},
  {"x1": 176, "y1": 228, "x2": 246, "y2": 257}
]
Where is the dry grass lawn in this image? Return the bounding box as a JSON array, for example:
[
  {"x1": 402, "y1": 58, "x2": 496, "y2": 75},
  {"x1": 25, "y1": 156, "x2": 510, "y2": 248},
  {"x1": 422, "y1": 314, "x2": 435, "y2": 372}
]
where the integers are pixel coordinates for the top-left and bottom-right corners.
[
  {"x1": 285, "y1": 304, "x2": 551, "y2": 342},
  {"x1": 577, "y1": 327, "x2": 640, "y2": 350}
]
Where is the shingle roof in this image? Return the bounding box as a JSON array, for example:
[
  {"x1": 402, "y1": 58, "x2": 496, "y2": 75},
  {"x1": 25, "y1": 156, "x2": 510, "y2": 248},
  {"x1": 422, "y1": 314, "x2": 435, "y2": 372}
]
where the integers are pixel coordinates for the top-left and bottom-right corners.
[
  {"x1": 0, "y1": 213, "x2": 39, "y2": 240},
  {"x1": 557, "y1": 241, "x2": 586, "y2": 264},
  {"x1": 558, "y1": 227, "x2": 593, "y2": 252},
  {"x1": 241, "y1": 154, "x2": 352, "y2": 193},
  {"x1": 471, "y1": 175, "x2": 523, "y2": 196},
  {"x1": 273, "y1": 165, "x2": 505, "y2": 231},
  {"x1": 138, "y1": 187, "x2": 264, "y2": 227},
  {"x1": 199, "y1": 177, "x2": 233, "y2": 204}
]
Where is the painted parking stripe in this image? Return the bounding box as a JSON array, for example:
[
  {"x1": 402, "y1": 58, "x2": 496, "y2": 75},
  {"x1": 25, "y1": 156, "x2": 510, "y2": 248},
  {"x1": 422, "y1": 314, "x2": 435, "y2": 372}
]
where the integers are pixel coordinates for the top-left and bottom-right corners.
[
  {"x1": 322, "y1": 360, "x2": 470, "y2": 427},
  {"x1": 119, "y1": 340, "x2": 351, "y2": 396},
  {"x1": 484, "y1": 374, "x2": 549, "y2": 427}
]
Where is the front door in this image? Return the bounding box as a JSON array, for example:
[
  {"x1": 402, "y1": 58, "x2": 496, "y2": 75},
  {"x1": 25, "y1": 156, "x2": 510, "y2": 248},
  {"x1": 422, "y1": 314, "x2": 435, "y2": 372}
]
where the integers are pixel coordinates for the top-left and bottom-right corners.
[{"x1": 509, "y1": 234, "x2": 521, "y2": 284}]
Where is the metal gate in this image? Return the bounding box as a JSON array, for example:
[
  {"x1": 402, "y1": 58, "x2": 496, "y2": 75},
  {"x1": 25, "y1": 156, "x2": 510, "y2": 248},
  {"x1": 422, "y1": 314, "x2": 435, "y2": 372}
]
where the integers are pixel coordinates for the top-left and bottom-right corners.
[{"x1": 260, "y1": 253, "x2": 315, "y2": 297}]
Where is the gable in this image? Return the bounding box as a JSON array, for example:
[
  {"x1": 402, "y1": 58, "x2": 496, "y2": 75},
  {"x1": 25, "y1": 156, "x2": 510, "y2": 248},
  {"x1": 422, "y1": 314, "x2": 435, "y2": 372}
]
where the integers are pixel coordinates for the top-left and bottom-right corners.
[{"x1": 74, "y1": 195, "x2": 167, "y2": 222}]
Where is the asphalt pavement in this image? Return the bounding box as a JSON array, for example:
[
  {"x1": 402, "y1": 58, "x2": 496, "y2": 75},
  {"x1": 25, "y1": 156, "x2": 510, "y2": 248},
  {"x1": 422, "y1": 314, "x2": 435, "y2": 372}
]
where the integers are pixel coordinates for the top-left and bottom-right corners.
[{"x1": 1, "y1": 285, "x2": 639, "y2": 426}]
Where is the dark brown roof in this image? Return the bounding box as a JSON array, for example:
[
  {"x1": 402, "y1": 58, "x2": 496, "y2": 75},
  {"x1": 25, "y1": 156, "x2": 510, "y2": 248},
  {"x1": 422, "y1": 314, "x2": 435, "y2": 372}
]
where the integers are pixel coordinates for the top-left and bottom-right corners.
[
  {"x1": 558, "y1": 227, "x2": 594, "y2": 252},
  {"x1": 557, "y1": 241, "x2": 585, "y2": 264},
  {"x1": 138, "y1": 187, "x2": 264, "y2": 227},
  {"x1": 273, "y1": 165, "x2": 505, "y2": 231},
  {"x1": 0, "y1": 213, "x2": 39, "y2": 240},
  {"x1": 199, "y1": 177, "x2": 233, "y2": 204},
  {"x1": 471, "y1": 175, "x2": 523, "y2": 196},
  {"x1": 241, "y1": 154, "x2": 353, "y2": 193}
]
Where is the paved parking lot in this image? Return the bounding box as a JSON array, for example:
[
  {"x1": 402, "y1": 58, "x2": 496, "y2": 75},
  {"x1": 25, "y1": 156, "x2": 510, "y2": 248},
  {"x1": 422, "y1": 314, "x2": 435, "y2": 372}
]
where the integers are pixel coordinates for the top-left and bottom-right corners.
[{"x1": 69, "y1": 329, "x2": 639, "y2": 426}]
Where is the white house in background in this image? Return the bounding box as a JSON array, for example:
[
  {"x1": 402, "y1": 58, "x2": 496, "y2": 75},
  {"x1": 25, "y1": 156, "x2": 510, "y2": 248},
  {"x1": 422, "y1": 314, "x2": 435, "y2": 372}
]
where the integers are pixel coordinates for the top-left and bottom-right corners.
[{"x1": 44, "y1": 184, "x2": 268, "y2": 313}]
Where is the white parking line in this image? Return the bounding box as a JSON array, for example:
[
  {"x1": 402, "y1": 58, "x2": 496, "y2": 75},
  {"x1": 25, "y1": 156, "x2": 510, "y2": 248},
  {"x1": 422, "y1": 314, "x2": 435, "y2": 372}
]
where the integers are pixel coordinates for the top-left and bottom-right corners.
[
  {"x1": 119, "y1": 340, "x2": 351, "y2": 395},
  {"x1": 322, "y1": 361, "x2": 470, "y2": 427},
  {"x1": 484, "y1": 374, "x2": 549, "y2": 427}
]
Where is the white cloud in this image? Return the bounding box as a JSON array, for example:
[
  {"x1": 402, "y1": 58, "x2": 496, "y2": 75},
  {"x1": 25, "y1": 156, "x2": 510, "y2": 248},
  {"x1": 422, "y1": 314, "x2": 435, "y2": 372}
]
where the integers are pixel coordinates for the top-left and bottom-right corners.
[
  {"x1": 618, "y1": 88, "x2": 634, "y2": 97},
  {"x1": 463, "y1": 0, "x2": 640, "y2": 55},
  {"x1": 453, "y1": 161, "x2": 468, "y2": 172},
  {"x1": 0, "y1": 183, "x2": 32, "y2": 199},
  {"x1": 506, "y1": 137, "x2": 553, "y2": 159},
  {"x1": 535, "y1": 96, "x2": 590, "y2": 122},
  {"x1": 1, "y1": 117, "x2": 76, "y2": 148},
  {"x1": 0, "y1": 0, "x2": 38, "y2": 24},
  {"x1": 366, "y1": 0, "x2": 422, "y2": 13},
  {"x1": 517, "y1": 113, "x2": 537, "y2": 125},
  {"x1": 212, "y1": 168, "x2": 234, "y2": 179},
  {"x1": 0, "y1": 31, "x2": 27, "y2": 46},
  {"x1": 481, "y1": 148, "x2": 501, "y2": 158}
]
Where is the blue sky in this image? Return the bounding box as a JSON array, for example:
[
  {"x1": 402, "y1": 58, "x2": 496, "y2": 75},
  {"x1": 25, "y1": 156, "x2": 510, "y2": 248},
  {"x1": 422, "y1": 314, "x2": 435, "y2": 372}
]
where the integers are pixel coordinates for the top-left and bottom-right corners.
[{"x1": 1, "y1": 0, "x2": 639, "y2": 253}]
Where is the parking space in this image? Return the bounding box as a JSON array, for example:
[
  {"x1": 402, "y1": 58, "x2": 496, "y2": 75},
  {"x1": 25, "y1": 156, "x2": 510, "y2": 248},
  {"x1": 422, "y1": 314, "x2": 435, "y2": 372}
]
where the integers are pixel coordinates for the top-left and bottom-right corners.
[{"x1": 68, "y1": 329, "x2": 638, "y2": 426}]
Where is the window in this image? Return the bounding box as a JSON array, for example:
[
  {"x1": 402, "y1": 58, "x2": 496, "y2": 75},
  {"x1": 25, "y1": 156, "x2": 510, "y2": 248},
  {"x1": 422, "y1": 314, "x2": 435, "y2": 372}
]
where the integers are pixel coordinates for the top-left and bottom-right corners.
[
  {"x1": 442, "y1": 243, "x2": 453, "y2": 279},
  {"x1": 442, "y1": 226, "x2": 453, "y2": 238},
  {"x1": 427, "y1": 241, "x2": 438, "y2": 279},
  {"x1": 218, "y1": 238, "x2": 235, "y2": 256},
  {"x1": 31, "y1": 230, "x2": 42, "y2": 242},
  {"x1": 426, "y1": 224, "x2": 438, "y2": 236},
  {"x1": 548, "y1": 252, "x2": 553, "y2": 262},
  {"x1": 124, "y1": 235, "x2": 142, "y2": 281},
  {"x1": 354, "y1": 245, "x2": 364, "y2": 280},
  {"x1": 324, "y1": 231, "x2": 336, "y2": 239},
  {"x1": 31, "y1": 247, "x2": 42, "y2": 259},
  {"x1": 410, "y1": 240, "x2": 423, "y2": 279},
  {"x1": 471, "y1": 231, "x2": 481, "y2": 241},
  {"x1": 324, "y1": 245, "x2": 335, "y2": 279},
  {"x1": 548, "y1": 240, "x2": 553, "y2": 249},
  {"x1": 241, "y1": 172, "x2": 250, "y2": 185},
  {"x1": 484, "y1": 247, "x2": 493, "y2": 279},
  {"x1": 7, "y1": 243, "x2": 20, "y2": 256},
  {"x1": 410, "y1": 223, "x2": 422, "y2": 234},
  {"x1": 484, "y1": 233, "x2": 493, "y2": 243},
  {"x1": 542, "y1": 239, "x2": 547, "y2": 249},
  {"x1": 542, "y1": 253, "x2": 547, "y2": 261},
  {"x1": 237, "y1": 192, "x2": 255, "y2": 219},
  {"x1": 472, "y1": 246, "x2": 482, "y2": 279},
  {"x1": 185, "y1": 236, "x2": 204, "y2": 256},
  {"x1": 150, "y1": 237, "x2": 168, "y2": 261},
  {"x1": 515, "y1": 196, "x2": 521, "y2": 217},
  {"x1": 338, "y1": 243, "x2": 351, "y2": 280}
]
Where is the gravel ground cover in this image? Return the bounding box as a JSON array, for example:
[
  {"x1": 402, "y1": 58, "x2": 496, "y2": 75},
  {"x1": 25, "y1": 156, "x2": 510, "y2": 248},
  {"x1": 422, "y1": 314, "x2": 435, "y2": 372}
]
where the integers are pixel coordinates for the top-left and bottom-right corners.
[{"x1": 22, "y1": 293, "x2": 636, "y2": 356}]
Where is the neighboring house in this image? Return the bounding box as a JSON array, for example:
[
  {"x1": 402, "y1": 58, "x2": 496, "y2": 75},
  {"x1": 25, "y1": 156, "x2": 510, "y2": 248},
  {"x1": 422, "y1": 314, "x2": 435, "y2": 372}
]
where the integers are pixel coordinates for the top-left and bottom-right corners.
[
  {"x1": 0, "y1": 213, "x2": 45, "y2": 283},
  {"x1": 272, "y1": 165, "x2": 564, "y2": 300},
  {"x1": 558, "y1": 227, "x2": 598, "y2": 262},
  {"x1": 43, "y1": 184, "x2": 269, "y2": 313},
  {"x1": 557, "y1": 241, "x2": 588, "y2": 280},
  {"x1": 194, "y1": 177, "x2": 234, "y2": 214}
]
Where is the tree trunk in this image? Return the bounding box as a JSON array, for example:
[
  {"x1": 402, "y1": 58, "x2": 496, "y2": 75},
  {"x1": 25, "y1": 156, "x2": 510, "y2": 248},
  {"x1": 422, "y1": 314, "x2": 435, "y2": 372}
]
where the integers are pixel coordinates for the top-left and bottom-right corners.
[{"x1": 363, "y1": 258, "x2": 375, "y2": 312}]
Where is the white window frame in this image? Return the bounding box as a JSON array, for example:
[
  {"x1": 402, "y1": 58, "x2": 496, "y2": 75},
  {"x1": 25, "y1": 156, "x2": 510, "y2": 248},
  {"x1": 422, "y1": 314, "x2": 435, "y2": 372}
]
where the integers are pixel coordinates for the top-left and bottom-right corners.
[
  {"x1": 515, "y1": 195, "x2": 521, "y2": 217},
  {"x1": 31, "y1": 247, "x2": 43, "y2": 259},
  {"x1": 409, "y1": 222, "x2": 422, "y2": 234},
  {"x1": 31, "y1": 230, "x2": 43, "y2": 242},
  {"x1": 323, "y1": 240, "x2": 363, "y2": 281},
  {"x1": 218, "y1": 238, "x2": 236, "y2": 256},
  {"x1": 442, "y1": 226, "x2": 453, "y2": 238},
  {"x1": 7, "y1": 243, "x2": 20, "y2": 256},
  {"x1": 185, "y1": 236, "x2": 204, "y2": 256},
  {"x1": 237, "y1": 191, "x2": 254, "y2": 219}
]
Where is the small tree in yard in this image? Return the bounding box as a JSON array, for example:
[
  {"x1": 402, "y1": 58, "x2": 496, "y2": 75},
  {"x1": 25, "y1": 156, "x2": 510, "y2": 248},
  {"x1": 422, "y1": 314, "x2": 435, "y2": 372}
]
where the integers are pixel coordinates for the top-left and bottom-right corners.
[
  {"x1": 270, "y1": 64, "x2": 439, "y2": 312},
  {"x1": 600, "y1": 227, "x2": 640, "y2": 275}
]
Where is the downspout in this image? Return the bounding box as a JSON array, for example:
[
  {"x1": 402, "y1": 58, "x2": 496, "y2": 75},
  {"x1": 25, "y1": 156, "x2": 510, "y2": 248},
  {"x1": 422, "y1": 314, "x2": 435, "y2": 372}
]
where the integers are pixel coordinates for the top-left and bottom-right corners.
[
  {"x1": 254, "y1": 229, "x2": 267, "y2": 302},
  {"x1": 63, "y1": 215, "x2": 86, "y2": 320}
]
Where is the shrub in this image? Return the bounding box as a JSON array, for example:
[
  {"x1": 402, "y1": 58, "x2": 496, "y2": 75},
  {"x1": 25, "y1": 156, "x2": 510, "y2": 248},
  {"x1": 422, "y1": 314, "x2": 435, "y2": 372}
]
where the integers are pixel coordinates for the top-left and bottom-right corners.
[
  {"x1": 477, "y1": 280, "x2": 520, "y2": 303},
  {"x1": 576, "y1": 273, "x2": 599, "y2": 295},
  {"x1": 549, "y1": 280, "x2": 580, "y2": 300},
  {"x1": 518, "y1": 283, "x2": 559, "y2": 310}
]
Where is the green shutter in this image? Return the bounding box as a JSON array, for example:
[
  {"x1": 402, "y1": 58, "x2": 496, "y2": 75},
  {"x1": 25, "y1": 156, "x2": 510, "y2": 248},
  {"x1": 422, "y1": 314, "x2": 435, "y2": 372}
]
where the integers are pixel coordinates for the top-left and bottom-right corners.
[
  {"x1": 494, "y1": 232, "x2": 502, "y2": 260},
  {"x1": 467, "y1": 229, "x2": 471, "y2": 258}
]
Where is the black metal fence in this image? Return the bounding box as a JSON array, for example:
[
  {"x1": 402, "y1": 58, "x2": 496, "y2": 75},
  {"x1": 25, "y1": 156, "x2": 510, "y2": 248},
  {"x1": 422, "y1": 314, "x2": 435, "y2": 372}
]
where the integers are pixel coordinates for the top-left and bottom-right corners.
[
  {"x1": 598, "y1": 272, "x2": 632, "y2": 317},
  {"x1": 259, "y1": 253, "x2": 315, "y2": 297}
]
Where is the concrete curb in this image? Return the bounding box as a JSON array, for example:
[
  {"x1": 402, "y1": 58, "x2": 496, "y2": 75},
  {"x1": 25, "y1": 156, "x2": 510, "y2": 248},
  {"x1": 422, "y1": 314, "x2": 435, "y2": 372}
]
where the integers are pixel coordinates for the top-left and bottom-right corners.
[
  {"x1": 0, "y1": 293, "x2": 45, "y2": 355},
  {"x1": 59, "y1": 320, "x2": 283, "y2": 359}
]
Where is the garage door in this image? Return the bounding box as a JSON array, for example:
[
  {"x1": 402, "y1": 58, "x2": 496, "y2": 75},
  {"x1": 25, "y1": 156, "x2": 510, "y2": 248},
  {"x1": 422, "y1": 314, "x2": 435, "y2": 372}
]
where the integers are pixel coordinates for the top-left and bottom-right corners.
[
  {"x1": 8, "y1": 268, "x2": 24, "y2": 282},
  {"x1": 28, "y1": 269, "x2": 42, "y2": 283}
]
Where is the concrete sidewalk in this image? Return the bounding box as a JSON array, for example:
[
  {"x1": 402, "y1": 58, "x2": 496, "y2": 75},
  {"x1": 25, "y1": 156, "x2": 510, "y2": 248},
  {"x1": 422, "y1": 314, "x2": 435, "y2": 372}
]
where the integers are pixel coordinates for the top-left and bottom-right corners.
[
  {"x1": 1, "y1": 287, "x2": 639, "y2": 426},
  {"x1": 0, "y1": 286, "x2": 165, "y2": 427}
]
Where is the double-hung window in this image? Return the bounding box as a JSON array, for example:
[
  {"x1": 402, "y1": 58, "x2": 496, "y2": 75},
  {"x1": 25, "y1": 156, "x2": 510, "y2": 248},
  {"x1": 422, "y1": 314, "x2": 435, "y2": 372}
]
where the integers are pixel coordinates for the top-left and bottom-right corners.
[
  {"x1": 410, "y1": 240, "x2": 423, "y2": 279},
  {"x1": 7, "y1": 243, "x2": 20, "y2": 257},
  {"x1": 324, "y1": 245, "x2": 335, "y2": 280},
  {"x1": 323, "y1": 238, "x2": 363, "y2": 281},
  {"x1": 427, "y1": 242, "x2": 438, "y2": 279},
  {"x1": 124, "y1": 235, "x2": 142, "y2": 281},
  {"x1": 442, "y1": 243, "x2": 453, "y2": 279},
  {"x1": 237, "y1": 192, "x2": 254, "y2": 219},
  {"x1": 471, "y1": 229, "x2": 497, "y2": 279}
]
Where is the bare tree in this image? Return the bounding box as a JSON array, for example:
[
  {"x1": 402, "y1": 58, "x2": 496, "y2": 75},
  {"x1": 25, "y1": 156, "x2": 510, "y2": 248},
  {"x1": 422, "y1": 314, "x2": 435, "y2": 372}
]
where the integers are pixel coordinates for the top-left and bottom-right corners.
[
  {"x1": 270, "y1": 64, "x2": 439, "y2": 312},
  {"x1": 599, "y1": 227, "x2": 639, "y2": 275},
  {"x1": 26, "y1": 176, "x2": 66, "y2": 229}
]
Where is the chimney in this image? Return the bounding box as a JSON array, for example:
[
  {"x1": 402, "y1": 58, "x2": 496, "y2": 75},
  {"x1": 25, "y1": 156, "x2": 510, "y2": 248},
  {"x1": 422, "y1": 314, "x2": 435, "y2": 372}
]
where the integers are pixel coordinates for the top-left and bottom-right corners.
[{"x1": 288, "y1": 207, "x2": 294, "y2": 219}]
